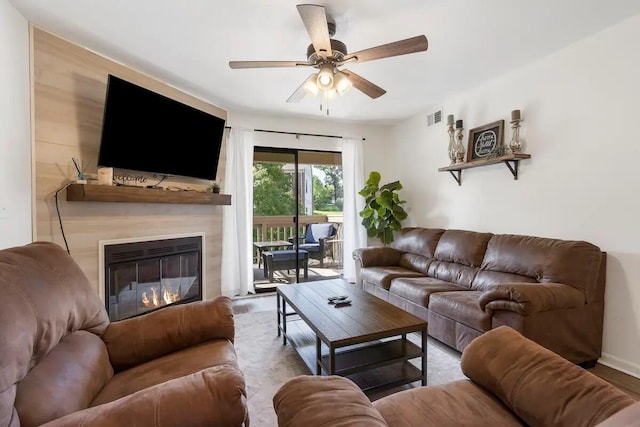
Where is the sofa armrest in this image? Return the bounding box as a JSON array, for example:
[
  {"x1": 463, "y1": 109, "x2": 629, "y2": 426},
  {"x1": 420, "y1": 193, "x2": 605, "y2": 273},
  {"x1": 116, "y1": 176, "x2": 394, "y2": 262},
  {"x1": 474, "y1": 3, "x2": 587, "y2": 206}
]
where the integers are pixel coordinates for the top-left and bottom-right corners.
[
  {"x1": 478, "y1": 282, "x2": 585, "y2": 315},
  {"x1": 352, "y1": 247, "x2": 403, "y2": 267},
  {"x1": 103, "y1": 296, "x2": 234, "y2": 371},
  {"x1": 39, "y1": 366, "x2": 248, "y2": 427},
  {"x1": 273, "y1": 375, "x2": 388, "y2": 427},
  {"x1": 461, "y1": 326, "x2": 636, "y2": 427}
]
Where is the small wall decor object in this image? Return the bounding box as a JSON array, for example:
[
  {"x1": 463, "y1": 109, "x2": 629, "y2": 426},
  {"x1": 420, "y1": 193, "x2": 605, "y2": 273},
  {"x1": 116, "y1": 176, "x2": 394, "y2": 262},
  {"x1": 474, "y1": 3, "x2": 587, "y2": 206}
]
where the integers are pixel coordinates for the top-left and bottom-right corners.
[
  {"x1": 446, "y1": 114, "x2": 456, "y2": 165},
  {"x1": 509, "y1": 109, "x2": 523, "y2": 154},
  {"x1": 72, "y1": 157, "x2": 88, "y2": 184},
  {"x1": 97, "y1": 167, "x2": 114, "y2": 186},
  {"x1": 466, "y1": 120, "x2": 505, "y2": 162},
  {"x1": 208, "y1": 182, "x2": 221, "y2": 193},
  {"x1": 454, "y1": 119, "x2": 465, "y2": 164}
]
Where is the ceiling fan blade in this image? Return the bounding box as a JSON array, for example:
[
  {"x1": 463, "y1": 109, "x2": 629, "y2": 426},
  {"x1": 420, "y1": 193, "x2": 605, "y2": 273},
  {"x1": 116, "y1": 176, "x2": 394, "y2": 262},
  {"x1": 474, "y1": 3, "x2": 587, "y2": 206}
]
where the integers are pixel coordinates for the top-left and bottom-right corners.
[
  {"x1": 340, "y1": 69, "x2": 386, "y2": 99},
  {"x1": 296, "y1": 4, "x2": 332, "y2": 58},
  {"x1": 286, "y1": 74, "x2": 315, "y2": 103},
  {"x1": 229, "y1": 60, "x2": 311, "y2": 69},
  {"x1": 342, "y1": 35, "x2": 428, "y2": 64}
]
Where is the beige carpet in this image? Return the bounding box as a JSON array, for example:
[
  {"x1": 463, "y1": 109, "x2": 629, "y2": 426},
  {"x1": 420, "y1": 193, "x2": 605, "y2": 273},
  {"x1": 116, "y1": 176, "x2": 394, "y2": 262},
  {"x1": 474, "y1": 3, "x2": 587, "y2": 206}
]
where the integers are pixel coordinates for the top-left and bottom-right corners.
[{"x1": 234, "y1": 309, "x2": 466, "y2": 427}]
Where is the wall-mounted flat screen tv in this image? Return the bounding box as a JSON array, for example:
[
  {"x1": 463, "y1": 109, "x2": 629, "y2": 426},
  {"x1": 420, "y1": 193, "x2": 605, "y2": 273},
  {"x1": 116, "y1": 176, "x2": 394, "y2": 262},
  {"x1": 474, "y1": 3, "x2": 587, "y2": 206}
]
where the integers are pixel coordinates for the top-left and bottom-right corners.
[{"x1": 98, "y1": 74, "x2": 225, "y2": 181}]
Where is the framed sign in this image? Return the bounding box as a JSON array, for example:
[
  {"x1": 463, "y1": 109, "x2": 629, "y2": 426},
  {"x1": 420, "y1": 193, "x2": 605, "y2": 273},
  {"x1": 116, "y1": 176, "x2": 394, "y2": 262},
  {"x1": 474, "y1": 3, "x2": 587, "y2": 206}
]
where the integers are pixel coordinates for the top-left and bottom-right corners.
[{"x1": 466, "y1": 120, "x2": 505, "y2": 162}]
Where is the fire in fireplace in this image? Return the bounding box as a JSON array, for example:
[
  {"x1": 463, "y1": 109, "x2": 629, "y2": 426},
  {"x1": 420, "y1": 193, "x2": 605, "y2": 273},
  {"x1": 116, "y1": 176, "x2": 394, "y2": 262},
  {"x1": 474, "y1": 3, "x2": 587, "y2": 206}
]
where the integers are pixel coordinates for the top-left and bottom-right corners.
[{"x1": 103, "y1": 235, "x2": 203, "y2": 321}]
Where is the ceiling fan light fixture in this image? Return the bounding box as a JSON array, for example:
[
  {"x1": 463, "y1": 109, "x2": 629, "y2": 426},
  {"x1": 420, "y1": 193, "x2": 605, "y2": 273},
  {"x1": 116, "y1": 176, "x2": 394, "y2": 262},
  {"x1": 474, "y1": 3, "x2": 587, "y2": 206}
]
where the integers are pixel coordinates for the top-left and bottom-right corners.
[
  {"x1": 317, "y1": 64, "x2": 334, "y2": 91},
  {"x1": 303, "y1": 74, "x2": 319, "y2": 96},
  {"x1": 324, "y1": 88, "x2": 338, "y2": 100},
  {"x1": 333, "y1": 72, "x2": 352, "y2": 96}
]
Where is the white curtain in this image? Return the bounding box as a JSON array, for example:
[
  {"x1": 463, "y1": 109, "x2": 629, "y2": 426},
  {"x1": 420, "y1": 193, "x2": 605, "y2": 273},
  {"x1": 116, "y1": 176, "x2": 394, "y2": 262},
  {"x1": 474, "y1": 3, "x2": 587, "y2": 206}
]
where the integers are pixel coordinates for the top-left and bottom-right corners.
[
  {"x1": 221, "y1": 127, "x2": 255, "y2": 297},
  {"x1": 341, "y1": 137, "x2": 367, "y2": 283}
]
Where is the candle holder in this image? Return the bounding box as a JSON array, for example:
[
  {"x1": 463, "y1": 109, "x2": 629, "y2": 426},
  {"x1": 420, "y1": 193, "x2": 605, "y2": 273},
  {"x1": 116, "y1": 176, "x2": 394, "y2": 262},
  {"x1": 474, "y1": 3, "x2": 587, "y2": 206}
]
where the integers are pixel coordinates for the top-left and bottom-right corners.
[
  {"x1": 454, "y1": 126, "x2": 465, "y2": 164},
  {"x1": 447, "y1": 122, "x2": 456, "y2": 165},
  {"x1": 509, "y1": 117, "x2": 523, "y2": 154}
]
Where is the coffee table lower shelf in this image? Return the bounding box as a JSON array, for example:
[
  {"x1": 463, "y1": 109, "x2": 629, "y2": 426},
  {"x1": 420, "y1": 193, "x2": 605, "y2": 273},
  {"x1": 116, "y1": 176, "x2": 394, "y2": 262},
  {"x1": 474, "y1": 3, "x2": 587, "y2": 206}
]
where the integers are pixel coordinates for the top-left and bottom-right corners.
[{"x1": 282, "y1": 318, "x2": 424, "y2": 394}]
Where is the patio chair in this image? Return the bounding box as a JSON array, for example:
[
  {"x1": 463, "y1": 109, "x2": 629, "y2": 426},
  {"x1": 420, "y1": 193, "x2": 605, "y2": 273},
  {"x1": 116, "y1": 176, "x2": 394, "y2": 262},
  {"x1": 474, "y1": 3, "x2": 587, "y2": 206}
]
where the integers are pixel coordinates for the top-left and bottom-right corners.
[{"x1": 289, "y1": 223, "x2": 338, "y2": 268}]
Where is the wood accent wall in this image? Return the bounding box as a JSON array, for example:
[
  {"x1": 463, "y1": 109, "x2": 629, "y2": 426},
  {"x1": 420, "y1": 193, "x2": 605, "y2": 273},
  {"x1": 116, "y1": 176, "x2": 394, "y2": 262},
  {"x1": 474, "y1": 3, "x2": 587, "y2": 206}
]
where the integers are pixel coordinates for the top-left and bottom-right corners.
[{"x1": 32, "y1": 26, "x2": 229, "y2": 300}]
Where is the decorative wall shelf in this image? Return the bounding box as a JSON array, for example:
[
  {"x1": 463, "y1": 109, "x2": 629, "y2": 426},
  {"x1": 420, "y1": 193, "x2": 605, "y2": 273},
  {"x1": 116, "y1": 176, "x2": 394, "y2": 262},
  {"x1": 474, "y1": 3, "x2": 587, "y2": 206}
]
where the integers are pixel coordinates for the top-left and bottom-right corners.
[
  {"x1": 438, "y1": 153, "x2": 531, "y2": 186},
  {"x1": 66, "y1": 183, "x2": 232, "y2": 205}
]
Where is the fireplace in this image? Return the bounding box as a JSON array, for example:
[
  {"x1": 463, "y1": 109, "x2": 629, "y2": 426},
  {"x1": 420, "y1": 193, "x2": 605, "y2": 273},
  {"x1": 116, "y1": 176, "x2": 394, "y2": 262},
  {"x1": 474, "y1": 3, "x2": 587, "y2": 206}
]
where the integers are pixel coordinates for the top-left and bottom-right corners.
[{"x1": 102, "y1": 235, "x2": 203, "y2": 321}]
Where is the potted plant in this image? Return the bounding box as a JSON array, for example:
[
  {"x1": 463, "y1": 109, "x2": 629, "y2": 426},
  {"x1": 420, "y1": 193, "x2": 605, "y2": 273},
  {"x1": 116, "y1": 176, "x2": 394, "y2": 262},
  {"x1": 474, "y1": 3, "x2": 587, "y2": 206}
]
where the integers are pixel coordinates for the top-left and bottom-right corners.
[
  {"x1": 358, "y1": 171, "x2": 408, "y2": 245},
  {"x1": 208, "y1": 182, "x2": 221, "y2": 193}
]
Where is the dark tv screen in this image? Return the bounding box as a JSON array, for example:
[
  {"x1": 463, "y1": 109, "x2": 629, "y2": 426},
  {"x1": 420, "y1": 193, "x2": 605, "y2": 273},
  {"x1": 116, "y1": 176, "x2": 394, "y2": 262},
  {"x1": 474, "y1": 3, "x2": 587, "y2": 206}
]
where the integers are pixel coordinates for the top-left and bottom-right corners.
[{"x1": 98, "y1": 75, "x2": 225, "y2": 181}]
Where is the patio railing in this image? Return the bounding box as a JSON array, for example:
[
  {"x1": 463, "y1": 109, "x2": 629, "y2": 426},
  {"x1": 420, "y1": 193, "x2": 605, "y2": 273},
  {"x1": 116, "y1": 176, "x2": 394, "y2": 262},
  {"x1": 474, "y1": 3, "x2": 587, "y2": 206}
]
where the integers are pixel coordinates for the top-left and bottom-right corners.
[{"x1": 252, "y1": 214, "x2": 344, "y2": 264}]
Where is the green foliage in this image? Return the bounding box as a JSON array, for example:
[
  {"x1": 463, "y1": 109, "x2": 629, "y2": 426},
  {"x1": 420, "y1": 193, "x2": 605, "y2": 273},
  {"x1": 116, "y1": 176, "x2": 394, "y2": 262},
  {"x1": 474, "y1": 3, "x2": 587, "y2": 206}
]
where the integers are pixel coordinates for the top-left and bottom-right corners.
[
  {"x1": 253, "y1": 163, "x2": 297, "y2": 215},
  {"x1": 358, "y1": 171, "x2": 408, "y2": 245},
  {"x1": 312, "y1": 175, "x2": 332, "y2": 209},
  {"x1": 317, "y1": 165, "x2": 343, "y2": 203}
]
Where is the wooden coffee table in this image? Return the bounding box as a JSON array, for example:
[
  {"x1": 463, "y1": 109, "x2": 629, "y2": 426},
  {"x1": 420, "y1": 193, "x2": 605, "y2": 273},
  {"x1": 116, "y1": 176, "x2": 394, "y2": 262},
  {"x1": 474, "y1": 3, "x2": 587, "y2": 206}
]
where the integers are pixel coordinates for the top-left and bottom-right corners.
[{"x1": 277, "y1": 279, "x2": 427, "y2": 394}]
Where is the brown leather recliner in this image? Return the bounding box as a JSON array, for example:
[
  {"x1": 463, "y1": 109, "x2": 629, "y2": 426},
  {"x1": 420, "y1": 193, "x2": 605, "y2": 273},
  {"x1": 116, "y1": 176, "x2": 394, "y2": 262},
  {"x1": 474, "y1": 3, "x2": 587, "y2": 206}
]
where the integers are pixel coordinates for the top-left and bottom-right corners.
[
  {"x1": 273, "y1": 326, "x2": 637, "y2": 427},
  {"x1": 0, "y1": 241, "x2": 249, "y2": 427}
]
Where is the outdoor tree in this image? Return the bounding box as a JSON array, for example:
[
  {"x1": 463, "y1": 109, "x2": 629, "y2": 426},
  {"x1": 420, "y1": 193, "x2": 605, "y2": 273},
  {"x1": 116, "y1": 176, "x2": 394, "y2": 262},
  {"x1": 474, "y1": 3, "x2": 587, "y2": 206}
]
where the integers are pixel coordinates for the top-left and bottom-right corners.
[
  {"x1": 253, "y1": 163, "x2": 296, "y2": 216},
  {"x1": 318, "y1": 166, "x2": 343, "y2": 205},
  {"x1": 312, "y1": 175, "x2": 332, "y2": 210}
]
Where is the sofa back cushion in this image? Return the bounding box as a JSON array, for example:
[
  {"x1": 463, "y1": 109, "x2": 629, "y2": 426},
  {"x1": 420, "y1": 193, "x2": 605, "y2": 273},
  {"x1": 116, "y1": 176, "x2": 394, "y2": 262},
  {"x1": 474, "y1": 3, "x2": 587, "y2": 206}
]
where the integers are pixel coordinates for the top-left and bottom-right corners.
[
  {"x1": 392, "y1": 227, "x2": 445, "y2": 257},
  {"x1": 428, "y1": 230, "x2": 493, "y2": 288},
  {"x1": 476, "y1": 234, "x2": 603, "y2": 301},
  {"x1": 0, "y1": 242, "x2": 111, "y2": 427},
  {"x1": 391, "y1": 228, "x2": 445, "y2": 274}
]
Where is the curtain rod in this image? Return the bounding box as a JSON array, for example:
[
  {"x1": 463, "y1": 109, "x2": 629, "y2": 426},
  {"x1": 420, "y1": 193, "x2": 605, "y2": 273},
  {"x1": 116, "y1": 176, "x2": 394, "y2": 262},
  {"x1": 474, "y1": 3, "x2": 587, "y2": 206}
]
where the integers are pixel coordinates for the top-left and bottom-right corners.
[{"x1": 224, "y1": 126, "x2": 365, "y2": 141}]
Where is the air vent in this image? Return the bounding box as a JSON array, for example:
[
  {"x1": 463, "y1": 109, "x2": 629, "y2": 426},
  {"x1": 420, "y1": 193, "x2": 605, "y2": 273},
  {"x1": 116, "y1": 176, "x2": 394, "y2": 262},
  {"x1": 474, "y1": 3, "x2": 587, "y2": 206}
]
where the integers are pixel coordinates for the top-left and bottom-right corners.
[
  {"x1": 147, "y1": 246, "x2": 175, "y2": 256},
  {"x1": 177, "y1": 243, "x2": 199, "y2": 251},
  {"x1": 112, "y1": 250, "x2": 144, "y2": 261},
  {"x1": 427, "y1": 110, "x2": 443, "y2": 127}
]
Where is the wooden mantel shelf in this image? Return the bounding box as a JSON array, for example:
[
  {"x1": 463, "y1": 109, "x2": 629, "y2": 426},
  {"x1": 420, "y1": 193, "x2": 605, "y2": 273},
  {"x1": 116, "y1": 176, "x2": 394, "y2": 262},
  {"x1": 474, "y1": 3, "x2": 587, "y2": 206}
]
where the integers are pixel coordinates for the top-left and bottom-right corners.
[
  {"x1": 66, "y1": 183, "x2": 231, "y2": 205},
  {"x1": 438, "y1": 153, "x2": 531, "y2": 186}
]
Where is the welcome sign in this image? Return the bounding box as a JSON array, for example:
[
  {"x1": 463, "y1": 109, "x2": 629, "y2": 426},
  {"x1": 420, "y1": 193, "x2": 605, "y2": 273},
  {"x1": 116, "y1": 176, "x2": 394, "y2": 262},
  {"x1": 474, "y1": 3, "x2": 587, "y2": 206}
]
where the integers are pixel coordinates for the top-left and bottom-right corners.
[{"x1": 467, "y1": 120, "x2": 505, "y2": 162}]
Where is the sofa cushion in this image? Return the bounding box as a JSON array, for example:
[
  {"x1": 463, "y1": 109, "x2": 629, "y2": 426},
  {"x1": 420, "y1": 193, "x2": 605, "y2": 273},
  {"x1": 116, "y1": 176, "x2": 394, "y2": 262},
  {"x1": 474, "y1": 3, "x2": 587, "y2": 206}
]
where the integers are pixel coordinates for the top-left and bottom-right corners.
[
  {"x1": 373, "y1": 380, "x2": 523, "y2": 427},
  {"x1": 91, "y1": 338, "x2": 238, "y2": 406},
  {"x1": 398, "y1": 253, "x2": 432, "y2": 275},
  {"x1": 480, "y1": 234, "x2": 603, "y2": 302},
  {"x1": 434, "y1": 230, "x2": 493, "y2": 267},
  {"x1": 429, "y1": 291, "x2": 490, "y2": 332},
  {"x1": 305, "y1": 223, "x2": 336, "y2": 243},
  {"x1": 42, "y1": 366, "x2": 248, "y2": 427},
  {"x1": 360, "y1": 266, "x2": 425, "y2": 290},
  {"x1": 391, "y1": 227, "x2": 445, "y2": 258},
  {"x1": 14, "y1": 331, "x2": 113, "y2": 427},
  {"x1": 472, "y1": 270, "x2": 538, "y2": 291},
  {"x1": 389, "y1": 277, "x2": 466, "y2": 307}
]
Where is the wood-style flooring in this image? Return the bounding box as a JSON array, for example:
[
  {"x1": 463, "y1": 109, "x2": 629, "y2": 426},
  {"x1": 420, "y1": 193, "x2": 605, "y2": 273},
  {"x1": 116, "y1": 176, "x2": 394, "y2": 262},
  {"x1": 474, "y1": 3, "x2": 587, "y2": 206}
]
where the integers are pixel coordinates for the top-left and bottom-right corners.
[{"x1": 232, "y1": 293, "x2": 640, "y2": 399}]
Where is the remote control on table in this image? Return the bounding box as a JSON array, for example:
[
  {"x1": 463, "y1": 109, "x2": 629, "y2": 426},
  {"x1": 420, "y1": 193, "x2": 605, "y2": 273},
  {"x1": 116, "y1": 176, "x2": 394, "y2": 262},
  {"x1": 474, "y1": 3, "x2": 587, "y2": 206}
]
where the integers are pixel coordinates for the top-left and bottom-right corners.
[
  {"x1": 328, "y1": 295, "x2": 348, "y2": 304},
  {"x1": 334, "y1": 300, "x2": 352, "y2": 307}
]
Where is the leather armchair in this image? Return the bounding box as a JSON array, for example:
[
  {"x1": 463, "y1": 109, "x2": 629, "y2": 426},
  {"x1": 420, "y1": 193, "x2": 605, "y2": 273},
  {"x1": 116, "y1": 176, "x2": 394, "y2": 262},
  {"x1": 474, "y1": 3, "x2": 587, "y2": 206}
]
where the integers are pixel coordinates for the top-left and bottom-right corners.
[
  {"x1": 0, "y1": 241, "x2": 249, "y2": 427},
  {"x1": 273, "y1": 327, "x2": 637, "y2": 427}
]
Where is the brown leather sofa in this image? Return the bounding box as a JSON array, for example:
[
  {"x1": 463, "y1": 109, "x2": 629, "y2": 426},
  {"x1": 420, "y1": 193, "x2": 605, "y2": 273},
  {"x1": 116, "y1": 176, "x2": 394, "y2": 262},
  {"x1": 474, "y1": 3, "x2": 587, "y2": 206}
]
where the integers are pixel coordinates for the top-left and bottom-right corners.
[
  {"x1": 353, "y1": 227, "x2": 606, "y2": 366},
  {"x1": 273, "y1": 326, "x2": 637, "y2": 427},
  {"x1": 0, "y1": 241, "x2": 249, "y2": 427}
]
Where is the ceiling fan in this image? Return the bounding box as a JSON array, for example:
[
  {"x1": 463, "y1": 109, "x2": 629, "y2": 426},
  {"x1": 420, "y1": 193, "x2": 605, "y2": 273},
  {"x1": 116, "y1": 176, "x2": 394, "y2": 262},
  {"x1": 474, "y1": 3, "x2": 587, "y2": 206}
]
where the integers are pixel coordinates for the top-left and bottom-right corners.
[{"x1": 228, "y1": 4, "x2": 429, "y2": 104}]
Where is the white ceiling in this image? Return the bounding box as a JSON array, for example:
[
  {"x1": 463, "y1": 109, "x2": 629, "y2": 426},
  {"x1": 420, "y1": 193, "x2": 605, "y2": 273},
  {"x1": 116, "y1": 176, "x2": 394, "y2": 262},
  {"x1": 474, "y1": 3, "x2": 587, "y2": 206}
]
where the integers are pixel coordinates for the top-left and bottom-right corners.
[{"x1": 9, "y1": 0, "x2": 640, "y2": 125}]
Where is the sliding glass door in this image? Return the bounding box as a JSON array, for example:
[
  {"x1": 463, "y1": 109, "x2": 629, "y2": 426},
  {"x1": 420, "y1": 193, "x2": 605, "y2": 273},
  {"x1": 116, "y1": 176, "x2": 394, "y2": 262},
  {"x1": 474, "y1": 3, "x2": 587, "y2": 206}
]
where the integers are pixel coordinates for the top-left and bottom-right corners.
[{"x1": 252, "y1": 147, "x2": 343, "y2": 292}]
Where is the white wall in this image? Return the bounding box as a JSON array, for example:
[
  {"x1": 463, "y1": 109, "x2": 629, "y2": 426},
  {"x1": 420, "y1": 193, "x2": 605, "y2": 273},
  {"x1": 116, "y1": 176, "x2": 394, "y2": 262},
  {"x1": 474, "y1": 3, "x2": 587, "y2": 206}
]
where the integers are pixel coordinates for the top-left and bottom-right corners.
[
  {"x1": 384, "y1": 13, "x2": 640, "y2": 377},
  {"x1": 228, "y1": 112, "x2": 389, "y2": 159},
  {"x1": 0, "y1": 0, "x2": 31, "y2": 249}
]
